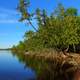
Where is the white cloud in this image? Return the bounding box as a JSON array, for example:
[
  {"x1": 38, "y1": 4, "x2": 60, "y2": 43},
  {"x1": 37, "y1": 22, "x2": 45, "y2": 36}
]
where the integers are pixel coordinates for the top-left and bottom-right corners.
[
  {"x1": 0, "y1": 7, "x2": 19, "y2": 23},
  {"x1": 0, "y1": 13, "x2": 8, "y2": 19},
  {"x1": 0, "y1": 20, "x2": 18, "y2": 23},
  {"x1": 0, "y1": 7, "x2": 18, "y2": 16}
]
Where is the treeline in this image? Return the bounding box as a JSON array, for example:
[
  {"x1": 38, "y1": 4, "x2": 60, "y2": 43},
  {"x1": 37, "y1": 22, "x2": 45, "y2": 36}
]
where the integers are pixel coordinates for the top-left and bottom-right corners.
[{"x1": 12, "y1": 0, "x2": 80, "y2": 53}]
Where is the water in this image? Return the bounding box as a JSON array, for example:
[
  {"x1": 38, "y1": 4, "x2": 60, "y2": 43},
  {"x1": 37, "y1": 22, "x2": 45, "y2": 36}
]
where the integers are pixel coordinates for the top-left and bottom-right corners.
[{"x1": 0, "y1": 50, "x2": 36, "y2": 80}]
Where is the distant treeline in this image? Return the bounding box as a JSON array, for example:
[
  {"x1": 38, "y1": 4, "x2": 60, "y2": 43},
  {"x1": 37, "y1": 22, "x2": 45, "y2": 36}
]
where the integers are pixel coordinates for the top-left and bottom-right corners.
[{"x1": 0, "y1": 48, "x2": 11, "y2": 50}]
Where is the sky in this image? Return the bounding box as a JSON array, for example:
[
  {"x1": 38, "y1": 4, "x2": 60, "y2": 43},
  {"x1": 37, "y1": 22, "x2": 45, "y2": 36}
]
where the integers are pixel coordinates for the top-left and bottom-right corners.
[{"x1": 0, "y1": 0, "x2": 80, "y2": 48}]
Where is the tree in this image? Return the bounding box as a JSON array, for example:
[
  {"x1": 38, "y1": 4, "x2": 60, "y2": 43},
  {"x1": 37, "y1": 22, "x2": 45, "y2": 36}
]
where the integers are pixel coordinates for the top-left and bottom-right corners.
[
  {"x1": 12, "y1": 2, "x2": 80, "y2": 54},
  {"x1": 24, "y1": 31, "x2": 34, "y2": 39},
  {"x1": 66, "y1": 8, "x2": 77, "y2": 16},
  {"x1": 17, "y1": 0, "x2": 37, "y2": 31}
]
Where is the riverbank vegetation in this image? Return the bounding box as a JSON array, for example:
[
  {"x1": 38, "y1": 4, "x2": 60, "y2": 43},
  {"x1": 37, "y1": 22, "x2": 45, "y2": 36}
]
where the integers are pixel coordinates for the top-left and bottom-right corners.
[
  {"x1": 11, "y1": 0, "x2": 80, "y2": 80},
  {"x1": 12, "y1": 0, "x2": 80, "y2": 53},
  {"x1": 11, "y1": 49, "x2": 80, "y2": 80}
]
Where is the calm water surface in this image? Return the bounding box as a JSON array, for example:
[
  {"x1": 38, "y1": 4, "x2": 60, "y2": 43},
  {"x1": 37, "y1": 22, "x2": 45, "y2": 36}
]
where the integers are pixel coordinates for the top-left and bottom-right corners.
[{"x1": 0, "y1": 50, "x2": 36, "y2": 80}]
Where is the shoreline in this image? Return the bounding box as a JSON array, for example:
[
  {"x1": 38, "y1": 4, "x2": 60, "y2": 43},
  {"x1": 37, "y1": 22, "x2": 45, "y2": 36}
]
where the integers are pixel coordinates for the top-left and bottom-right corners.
[
  {"x1": 11, "y1": 50, "x2": 80, "y2": 80},
  {"x1": 24, "y1": 51, "x2": 80, "y2": 80}
]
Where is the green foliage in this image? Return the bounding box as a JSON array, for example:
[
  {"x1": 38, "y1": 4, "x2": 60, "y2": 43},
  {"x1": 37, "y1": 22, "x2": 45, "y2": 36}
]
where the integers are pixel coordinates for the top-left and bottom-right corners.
[
  {"x1": 12, "y1": 2, "x2": 80, "y2": 53},
  {"x1": 18, "y1": 0, "x2": 37, "y2": 31},
  {"x1": 66, "y1": 8, "x2": 77, "y2": 16}
]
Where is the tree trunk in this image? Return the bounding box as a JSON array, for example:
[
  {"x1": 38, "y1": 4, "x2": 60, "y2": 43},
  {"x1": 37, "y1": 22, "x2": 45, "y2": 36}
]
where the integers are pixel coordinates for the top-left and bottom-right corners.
[
  {"x1": 63, "y1": 46, "x2": 69, "y2": 56},
  {"x1": 73, "y1": 44, "x2": 76, "y2": 53},
  {"x1": 28, "y1": 19, "x2": 38, "y2": 31}
]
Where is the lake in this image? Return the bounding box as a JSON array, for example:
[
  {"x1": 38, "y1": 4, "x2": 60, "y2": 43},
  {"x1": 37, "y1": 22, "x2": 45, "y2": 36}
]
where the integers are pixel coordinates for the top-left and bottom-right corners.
[{"x1": 0, "y1": 50, "x2": 36, "y2": 80}]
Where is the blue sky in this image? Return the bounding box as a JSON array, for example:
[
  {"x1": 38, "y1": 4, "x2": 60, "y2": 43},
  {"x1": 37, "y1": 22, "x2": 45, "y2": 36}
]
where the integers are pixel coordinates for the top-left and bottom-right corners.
[{"x1": 0, "y1": 0, "x2": 80, "y2": 48}]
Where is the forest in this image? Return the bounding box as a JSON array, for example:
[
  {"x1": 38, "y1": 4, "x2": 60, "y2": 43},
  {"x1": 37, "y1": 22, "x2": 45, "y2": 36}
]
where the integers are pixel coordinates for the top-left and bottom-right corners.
[{"x1": 12, "y1": 0, "x2": 80, "y2": 54}]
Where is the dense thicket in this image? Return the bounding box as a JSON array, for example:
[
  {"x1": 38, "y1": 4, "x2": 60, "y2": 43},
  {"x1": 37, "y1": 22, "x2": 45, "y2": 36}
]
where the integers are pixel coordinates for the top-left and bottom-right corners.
[{"x1": 12, "y1": 0, "x2": 80, "y2": 53}]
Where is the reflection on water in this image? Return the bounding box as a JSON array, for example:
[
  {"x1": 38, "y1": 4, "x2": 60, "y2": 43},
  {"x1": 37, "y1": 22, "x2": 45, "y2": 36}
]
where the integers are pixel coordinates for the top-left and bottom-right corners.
[
  {"x1": 11, "y1": 49, "x2": 77, "y2": 80},
  {"x1": 21, "y1": 54, "x2": 75, "y2": 80},
  {"x1": 11, "y1": 50, "x2": 55, "y2": 80},
  {"x1": 0, "y1": 50, "x2": 36, "y2": 80}
]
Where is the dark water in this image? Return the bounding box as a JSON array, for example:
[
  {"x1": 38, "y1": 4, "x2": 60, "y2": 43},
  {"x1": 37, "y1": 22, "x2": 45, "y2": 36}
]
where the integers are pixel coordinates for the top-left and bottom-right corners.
[{"x1": 0, "y1": 50, "x2": 36, "y2": 80}]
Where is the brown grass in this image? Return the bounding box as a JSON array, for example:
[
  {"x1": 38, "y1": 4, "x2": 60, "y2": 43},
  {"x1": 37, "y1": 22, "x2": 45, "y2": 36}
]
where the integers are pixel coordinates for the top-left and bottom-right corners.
[{"x1": 25, "y1": 50, "x2": 80, "y2": 80}]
